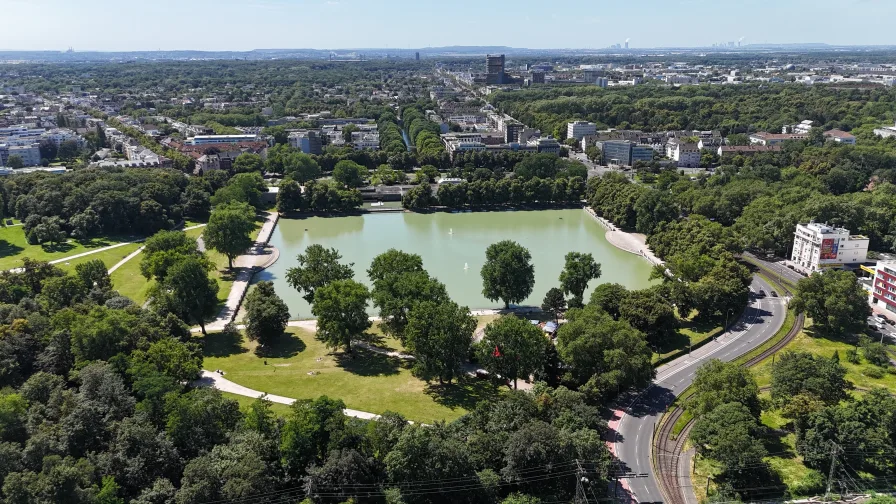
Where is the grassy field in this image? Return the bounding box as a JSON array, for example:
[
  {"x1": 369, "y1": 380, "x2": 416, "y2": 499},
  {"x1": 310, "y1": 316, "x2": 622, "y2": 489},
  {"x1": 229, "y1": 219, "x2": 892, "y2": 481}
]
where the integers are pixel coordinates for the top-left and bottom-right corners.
[
  {"x1": 0, "y1": 225, "x2": 138, "y2": 270},
  {"x1": 58, "y1": 242, "x2": 143, "y2": 272},
  {"x1": 751, "y1": 326, "x2": 896, "y2": 394},
  {"x1": 202, "y1": 327, "x2": 500, "y2": 423},
  {"x1": 109, "y1": 222, "x2": 255, "y2": 308},
  {"x1": 653, "y1": 310, "x2": 725, "y2": 364}
]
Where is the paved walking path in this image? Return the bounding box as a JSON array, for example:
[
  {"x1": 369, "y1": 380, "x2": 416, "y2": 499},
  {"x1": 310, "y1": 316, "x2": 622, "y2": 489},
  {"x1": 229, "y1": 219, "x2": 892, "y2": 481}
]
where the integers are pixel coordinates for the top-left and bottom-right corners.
[
  {"x1": 105, "y1": 224, "x2": 207, "y2": 275},
  {"x1": 584, "y1": 207, "x2": 664, "y2": 266},
  {"x1": 194, "y1": 370, "x2": 381, "y2": 420},
  {"x1": 205, "y1": 212, "x2": 280, "y2": 332}
]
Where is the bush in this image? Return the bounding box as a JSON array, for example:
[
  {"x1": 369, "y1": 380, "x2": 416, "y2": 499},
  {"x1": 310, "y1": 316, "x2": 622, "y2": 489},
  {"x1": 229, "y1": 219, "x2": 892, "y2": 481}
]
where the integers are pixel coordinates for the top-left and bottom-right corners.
[
  {"x1": 863, "y1": 366, "x2": 885, "y2": 379},
  {"x1": 785, "y1": 468, "x2": 825, "y2": 498}
]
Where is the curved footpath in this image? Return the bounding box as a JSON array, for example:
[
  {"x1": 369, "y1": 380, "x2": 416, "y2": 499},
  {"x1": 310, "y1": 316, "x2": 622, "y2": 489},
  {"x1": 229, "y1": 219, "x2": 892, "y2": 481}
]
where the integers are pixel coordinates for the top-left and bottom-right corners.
[{"x1": 613, "y1": 275, "x2": 788, "y2": 503}]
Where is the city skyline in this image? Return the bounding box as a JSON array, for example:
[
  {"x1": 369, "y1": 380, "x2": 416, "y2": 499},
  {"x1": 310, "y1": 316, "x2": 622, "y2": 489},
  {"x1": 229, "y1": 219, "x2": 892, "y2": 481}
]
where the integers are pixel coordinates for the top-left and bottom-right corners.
[{"x1": 2, "y1": 0, "x2": 895, "y2": 52}]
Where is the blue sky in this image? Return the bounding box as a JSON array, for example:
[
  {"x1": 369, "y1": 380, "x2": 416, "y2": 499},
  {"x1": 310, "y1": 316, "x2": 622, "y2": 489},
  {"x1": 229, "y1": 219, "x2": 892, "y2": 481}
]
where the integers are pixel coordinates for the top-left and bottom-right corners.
[{"x1": 2, "y1": 0, "x2": 895, "y2": 51}]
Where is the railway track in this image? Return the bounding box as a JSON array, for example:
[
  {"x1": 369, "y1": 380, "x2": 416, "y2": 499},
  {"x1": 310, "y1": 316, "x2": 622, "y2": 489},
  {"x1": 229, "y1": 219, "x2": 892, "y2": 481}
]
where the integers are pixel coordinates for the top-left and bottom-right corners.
[{"x1": 652, "y1": 265, "x2": 804, "y2": 504}]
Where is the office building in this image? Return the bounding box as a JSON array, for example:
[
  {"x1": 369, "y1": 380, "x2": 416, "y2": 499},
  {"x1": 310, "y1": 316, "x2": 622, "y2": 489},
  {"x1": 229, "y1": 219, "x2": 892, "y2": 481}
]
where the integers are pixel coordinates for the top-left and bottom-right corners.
[
  {"x1": 872, "y1": 261, "x2": 896, "y2": 316},
  {"x1": 189, "y1": 134, "x2": 259, "y2": 145},
  {"x1": 528, "y1": 137, "x2": 561, "y2": 154},
  {"x1": 597, "y1": 140, "x2": 653, "y2": 166},
  {"x1": 415, "y1": 52, "x2": 420, "y2": 61},
  {"x1": 531, "y1": 72, "x2": 545, "y2": 84},
  {"x1": 288, "y1": 130, "x2": 323, "y2": 155},
  {"x1": 790, "y1": 222, "x2": 869, "y2": 274},
  {"x1": 486, "y1": 54, "x2": 506, "y2": 85},
  {"x1": 1, "y1": 144, "x2": 41, "y2": 167},
  {"x1": 567, "y1": 121, "x2": 597, "y2": 141}
]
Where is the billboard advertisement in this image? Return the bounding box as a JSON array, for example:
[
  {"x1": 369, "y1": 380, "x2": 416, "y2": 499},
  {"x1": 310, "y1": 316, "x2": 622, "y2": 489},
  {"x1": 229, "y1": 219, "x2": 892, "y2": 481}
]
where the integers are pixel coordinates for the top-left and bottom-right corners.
[{"x1": 820, "y1": 238, "x2": 839, "y2": 260}]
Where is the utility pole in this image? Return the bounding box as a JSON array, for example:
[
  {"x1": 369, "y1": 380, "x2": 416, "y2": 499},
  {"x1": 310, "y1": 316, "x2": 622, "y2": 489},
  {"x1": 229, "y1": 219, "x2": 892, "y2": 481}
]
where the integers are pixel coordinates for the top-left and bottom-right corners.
[
  {"x1": 575, "y1": 460, "x2": 589, "y2": 504},
  {"x1": 824, "y1": 442, "x2": 839, "y2": 500}
]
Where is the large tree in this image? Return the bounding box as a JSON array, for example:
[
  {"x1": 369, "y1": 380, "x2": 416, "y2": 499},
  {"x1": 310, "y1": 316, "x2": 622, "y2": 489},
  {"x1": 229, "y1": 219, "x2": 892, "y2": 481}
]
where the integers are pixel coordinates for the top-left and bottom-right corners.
[
  {"x1": 555, "y1": 304, "x2": 654, "y2": 399},
  {"x1": 404, "y1": 300, "x2": 476, "y2": 384},
  {"x1": 368, "y1": 249, "x2": 449, "y2": 341},
  {"x1": 140, "y1": 230, "x2": 204, "y2": 282},
  {"x1": 275, "y1": 178, "x2": 303, "y2": 213},
  {"x1": 332, "y1": 160, "x2": 367, "y2": 188},
  {"x1": 688, "y1": 359, "x2": 761, "y2": 418},
  {"x1": 559, "y1": 252, "x2": 601, "y2": 308},
  {"x1": 790, "y1": 270, "x2": 871, "y2": 336},
  {"x1": 618, "y1": 287, "x2": 679, "y2": 348},
  {"x1": 152, "y1": 256, "x2": 219, "y2": 335},
  {"x1": 286, "y1": 245, "x2": 354, "y2": 304},
  {"x1": 478, "y1": 316, "x2": 545, "y2": 389},
  {"x1": 231, "y1": 153, "x2": 264, "y2": 174},
  {"x1": 770, "y1": 351, "x2": 849, "y2": 406},
  {"x1": 541, "y1": 287, "x2": 566, "y2": 321},
  {"x1": 481, "y1": 240, "x2": 535, "y2": 309},
  {"x1": 244, "y1": 281, "x2": 290, "y2": 345},
  {"x1": 283, "y1": 152, "x2": 321, "y2": 184},
  {"x1": 204, "y1": 201, "x2": 256, "y2": 270},
  {"x1": 690, "y1": 402, "x2": 768, "y2": 475},
  {"x1": 311, "y1": 279, "x2": 371, "y2": 353}
]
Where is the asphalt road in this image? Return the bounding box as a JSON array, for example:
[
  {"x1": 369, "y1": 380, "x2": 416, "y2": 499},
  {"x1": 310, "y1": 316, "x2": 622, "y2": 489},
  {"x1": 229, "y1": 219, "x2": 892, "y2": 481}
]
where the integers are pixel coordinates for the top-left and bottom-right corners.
[
  {"x1": 613, "y1": 276, "x2": 788, "y2": 503},
  {"x1": 743, "y1": 252, "x2": 806, "y2": 286}
]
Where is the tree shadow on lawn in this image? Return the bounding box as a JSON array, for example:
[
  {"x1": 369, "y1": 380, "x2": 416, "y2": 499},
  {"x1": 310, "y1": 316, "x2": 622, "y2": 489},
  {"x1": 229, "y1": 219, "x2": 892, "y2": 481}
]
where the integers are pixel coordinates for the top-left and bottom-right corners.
[
  {"x1": 335, "y1": 347, "x2": 403, "y2": 377},
  {"x1": 424, "y1": 378, "x2": 500, "y2": 411},
  {"x1": 653, "y1": 330, "x2": 692, "y2": 356},
  {"x1": 255, "y1": 332, "x2": 306, "y2": 358},
  {"x1": 0, "y1": 240, "x2": 24, "y2": 258},
  {"x1": 762, "y1": 428, "x2": 797, "y2": 460},
  {"x1": 203, "y1": 330, "x2": 249, "y2": 357}
]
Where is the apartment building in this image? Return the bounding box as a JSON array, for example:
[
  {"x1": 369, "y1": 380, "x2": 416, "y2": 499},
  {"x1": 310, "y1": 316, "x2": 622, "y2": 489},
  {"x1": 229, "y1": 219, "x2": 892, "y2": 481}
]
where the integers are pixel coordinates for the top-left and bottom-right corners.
[
  {"x1": 790, "y1": 222, "x2": 869, "y2": 274},
  {"x1": 872, "y1": 261, "x2": 896, "y2": 316}
]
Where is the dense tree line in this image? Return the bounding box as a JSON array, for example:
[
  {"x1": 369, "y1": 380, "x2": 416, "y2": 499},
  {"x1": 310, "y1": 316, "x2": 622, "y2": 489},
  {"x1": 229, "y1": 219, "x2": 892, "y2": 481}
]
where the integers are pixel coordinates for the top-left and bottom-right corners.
[
  {"x1": 0, "y1": 167, "x2": 198, "y2": 241},
  {"x1": 491, "y1": 82, "x2": 896, "y2": 139}
]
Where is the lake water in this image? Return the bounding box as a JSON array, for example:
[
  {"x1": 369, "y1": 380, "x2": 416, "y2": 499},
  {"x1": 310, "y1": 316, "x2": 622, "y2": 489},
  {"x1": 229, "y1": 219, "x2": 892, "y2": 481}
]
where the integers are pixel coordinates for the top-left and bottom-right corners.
[{"x1": 256, "y1": 209, "x2": 656, "y2": 318}]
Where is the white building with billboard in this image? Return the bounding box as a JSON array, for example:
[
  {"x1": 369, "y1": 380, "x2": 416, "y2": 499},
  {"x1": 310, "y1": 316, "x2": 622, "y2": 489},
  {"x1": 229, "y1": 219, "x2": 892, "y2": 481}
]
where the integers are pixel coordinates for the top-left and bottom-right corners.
[{"x1": 790, "y1": 222, "x2": 869, "y2": 274}]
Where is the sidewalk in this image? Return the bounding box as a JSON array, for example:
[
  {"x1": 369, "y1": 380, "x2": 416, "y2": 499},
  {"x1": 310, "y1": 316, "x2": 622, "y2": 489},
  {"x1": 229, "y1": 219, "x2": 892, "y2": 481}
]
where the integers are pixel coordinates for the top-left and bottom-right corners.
[
  {"x1": 205, "y1": 212, "x2": 280, "y2": 332},
  {"x1": 193, "y1": 370, "x2": 381, "y2": 421},
  {"x1": 584, "y1": 207, "x2": 664, "y2": 267}
]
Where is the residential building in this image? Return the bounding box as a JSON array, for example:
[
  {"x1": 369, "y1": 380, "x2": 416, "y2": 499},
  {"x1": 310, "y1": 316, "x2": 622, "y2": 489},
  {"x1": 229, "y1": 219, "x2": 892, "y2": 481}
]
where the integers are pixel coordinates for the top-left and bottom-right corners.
[
  {"x1": 288, "y1": 130, "x2": 323, "y2": 155},
  {"x1": 486, "y1": 54, "x2": 507, "y2": 85},
  {"x1": 790, "y1": 222, "x2": 869, "y2": 274},
  {"x1": 749, "y1": 132, "x2": 808, "y2": 146},
  {"x1": 782, "y1": 120, "x2": 815, "y2": 134},
  {"x1": 188, "y1": 134, "x2": 259, "y2": 145},
  {"x1": 824, "y1": 129, "x2": 856, "y2": 144},
  {"x1": 666, "y1": 139, "x2": 701, "y2": 168},
  {"x1": 531, "y1": 72, "x2": 545, "y2": 84},
  {"x1": 567, "y1": 121, "x2": 597, "y2": 141},
  {"x1": 504, "y1": 122, "x2": 524, "y2": 144},
  {"x1": 873, "y1": 121, "x2": 896, "y2": 138},
  {"x1": 2, "y1": 144, "x2": 41, "y2": 167},
  {"x1": 872, "y1": 261, "x2": 896, "y2": 316},
  {"x1": 352, "y1": 132, "x2": 380, "y2": 150}
]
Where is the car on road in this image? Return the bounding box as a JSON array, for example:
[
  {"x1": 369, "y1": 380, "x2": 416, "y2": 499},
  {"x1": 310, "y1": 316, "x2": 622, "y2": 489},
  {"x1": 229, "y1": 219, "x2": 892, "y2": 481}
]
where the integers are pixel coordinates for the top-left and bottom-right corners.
[
  {"x1": 757, "y1": 290, "x2": 767, "y2": 298},
  {"x1": 770, "y1": 290, "x2": 779, "y2": 297}
]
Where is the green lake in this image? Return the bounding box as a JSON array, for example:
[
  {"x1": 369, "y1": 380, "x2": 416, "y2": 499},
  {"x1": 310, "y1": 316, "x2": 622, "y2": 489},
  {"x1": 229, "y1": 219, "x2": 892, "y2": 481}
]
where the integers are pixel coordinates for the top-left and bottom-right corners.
[{"x1": 257, "y1": 209, "x2": 656, "y2": 318}]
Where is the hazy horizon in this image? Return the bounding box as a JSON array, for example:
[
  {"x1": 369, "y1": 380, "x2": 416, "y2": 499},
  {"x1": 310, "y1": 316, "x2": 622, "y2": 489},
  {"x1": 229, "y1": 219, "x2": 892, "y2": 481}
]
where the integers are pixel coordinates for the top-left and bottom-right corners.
[{"x1": 2, "y1": 0, "x2": 894, "y2": 52}]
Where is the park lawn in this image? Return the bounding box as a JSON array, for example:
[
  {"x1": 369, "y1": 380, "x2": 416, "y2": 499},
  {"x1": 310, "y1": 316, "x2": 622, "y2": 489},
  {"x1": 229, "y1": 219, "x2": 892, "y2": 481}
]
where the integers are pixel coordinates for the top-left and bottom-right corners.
[
  {"x1": 202, "y1": 327, "x2": 500, "y2": 423},
  {"x1": 109, "y1": 252, "x2": 154, "y2": 305},
  {"x1": 0, "y1": 225, "x2": 136, "y2": 270},
  {"x1": 57, "y1": 242, "x2": 143, "y2": 272},
  {"x1": 653, "y1": 310, "x2": 724, "y2": 364},
  {"x1": 751, "y1": 328, "x2": 896, "y2": 394},
  {"x1": 221, "y1": 392, "x2": 294, "y2": 417}
]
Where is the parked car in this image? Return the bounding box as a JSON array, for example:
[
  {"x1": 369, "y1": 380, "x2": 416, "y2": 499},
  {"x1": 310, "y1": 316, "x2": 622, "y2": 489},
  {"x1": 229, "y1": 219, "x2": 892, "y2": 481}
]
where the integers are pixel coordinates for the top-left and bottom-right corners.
[{"x1": 770, "y1": 290, "x2": 779, "y2": 297}]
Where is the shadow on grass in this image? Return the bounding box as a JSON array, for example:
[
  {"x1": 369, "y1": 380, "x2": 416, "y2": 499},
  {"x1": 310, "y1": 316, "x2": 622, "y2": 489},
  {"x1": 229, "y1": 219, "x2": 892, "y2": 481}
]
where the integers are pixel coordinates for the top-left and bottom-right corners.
[
  {"x1": 424, "y1": 378, "x2": 500, "y2": 411},
  {"x1": 335, "y1": 347, "x2": 402, "y2": 377},
  {"x1": 0, "y1": 240, "x2": 24, "y2": 258},
  {"x1": 255, "y1": 332, "x2": 306, "y2": 358},
  {"x1": 763, "y1": 429, "x2": 796, "y2": 459},
  {"x1": 203, "y1": 330, "x2": 248, "y2": 357},
  {"x1": 654, "y1": 330, "x2": 691, "y2": 355}
]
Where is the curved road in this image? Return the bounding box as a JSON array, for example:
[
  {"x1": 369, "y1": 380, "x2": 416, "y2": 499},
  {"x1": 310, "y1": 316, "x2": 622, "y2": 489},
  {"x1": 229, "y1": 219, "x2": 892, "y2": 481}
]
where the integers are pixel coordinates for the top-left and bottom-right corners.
[{"x1": 614, "y1": 276, "x2": 788, "y2": 503}]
